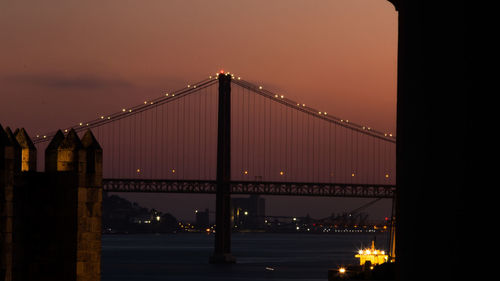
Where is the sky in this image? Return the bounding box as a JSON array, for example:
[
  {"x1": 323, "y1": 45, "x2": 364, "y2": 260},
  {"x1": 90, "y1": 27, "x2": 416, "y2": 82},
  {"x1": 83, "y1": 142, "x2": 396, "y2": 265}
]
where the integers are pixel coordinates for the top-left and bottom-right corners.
[{"x1": 0, "y1": 0, "x2": 398, "y2": 221}]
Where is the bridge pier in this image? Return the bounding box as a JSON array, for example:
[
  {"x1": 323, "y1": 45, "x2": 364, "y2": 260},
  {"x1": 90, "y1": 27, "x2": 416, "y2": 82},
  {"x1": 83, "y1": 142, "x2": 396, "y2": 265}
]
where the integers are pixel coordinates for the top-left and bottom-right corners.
[{"x1": 210, "y1": 72, "x2": 236, "y2": 264}]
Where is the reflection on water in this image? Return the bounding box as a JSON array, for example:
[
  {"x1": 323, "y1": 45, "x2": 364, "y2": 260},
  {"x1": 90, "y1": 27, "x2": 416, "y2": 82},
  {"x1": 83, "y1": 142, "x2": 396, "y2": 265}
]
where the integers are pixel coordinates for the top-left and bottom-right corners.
[{"x1": 102, "y1": 232, "x2": 388, "y2": 281}]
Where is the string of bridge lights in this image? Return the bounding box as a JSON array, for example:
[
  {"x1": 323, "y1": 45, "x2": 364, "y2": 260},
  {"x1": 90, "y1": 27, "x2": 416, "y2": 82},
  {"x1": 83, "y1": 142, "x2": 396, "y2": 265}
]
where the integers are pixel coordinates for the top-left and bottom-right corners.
[
  {"x1": 216, "y1": 70, "x2": 395, "y2": 141},
  {"x1": 32, "y1": 76, "x2": 216, "y2": 143},
  {"x1": 214, "y1": 70, "x2": 394, "y2": 180},
  {"x1": 33, "y1": 70, "x2": 394, "y2": 143}
]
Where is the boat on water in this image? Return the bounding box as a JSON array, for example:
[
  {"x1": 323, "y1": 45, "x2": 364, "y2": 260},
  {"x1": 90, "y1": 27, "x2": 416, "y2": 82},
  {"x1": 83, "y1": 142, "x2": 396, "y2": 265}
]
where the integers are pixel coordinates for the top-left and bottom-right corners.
[
  {"x1": 328, "y1": 240, "x2": 395, "y2": 280},
  {"x1": 354, "y1": 240, "x2": 388, "y2": 269}
]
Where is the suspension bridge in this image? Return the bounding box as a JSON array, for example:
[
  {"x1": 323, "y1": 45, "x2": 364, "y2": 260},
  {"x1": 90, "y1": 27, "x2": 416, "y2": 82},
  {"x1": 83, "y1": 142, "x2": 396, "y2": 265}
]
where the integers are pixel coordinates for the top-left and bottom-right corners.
[
  {"x1": 30, "y1": 70, "x2": 396, "y2": 262},
  {"x1": 32, "y1": 71, "x2": 396, "y2": 197}
]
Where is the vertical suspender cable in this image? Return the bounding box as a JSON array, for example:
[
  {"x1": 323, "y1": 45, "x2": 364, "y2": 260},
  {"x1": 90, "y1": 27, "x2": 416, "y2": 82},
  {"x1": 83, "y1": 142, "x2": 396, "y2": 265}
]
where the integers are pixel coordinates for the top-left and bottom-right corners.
[
  {"x1": 183, "y1": 96, "x2": 187, "y2": 179},
  {"x1": 117, "y1": 117, "x2": 120, "y2": 178},
  {"x1": 161, "y1": 101, "x2": 165, "y2": 179},
  {"x1": 241, "y1": 87, "x2": 244, "y2": 176},
  {"x1": 377, "y1": 138, "x2": 381, "y2": 185},
  {"x1": 373, "y1": 135, "x2": 376, "y2": 185},
  {"x1": 153, "y1": 104, "x2": 157, "y2": 178},
  {"x1": 263, "y1": 93, "x2": 267, "y2": 180},
  {"x1": 345, "y1": 126, "x2": 348, "y2": 183},
  {"x1": 334, "y1": 123, "x2": 337, "y2": 183},
  {"x1": 355, "y1": 131, "x2": 358, "y2": 184},
  {"x1": 252, "y1": 88, "x2": 255, "y2": 179},
  {"x1": 329, "y1": 122, "x2": 331, "y2": 183},
  {"x1": 176, "y1": 97, "x2": 180, "y2": 178},
  {"x1": 312, "y1": 112, "x2": 315, "y2": 182},
  {"x1": 351, "y1": 129, "x2": 354, "y2": 184},
  {"x1": 247, "y1": 88, "x2": 250, "y2": 178},
  {"x1": 284, "y1": 103, "x2": 290, "y2": 179}
]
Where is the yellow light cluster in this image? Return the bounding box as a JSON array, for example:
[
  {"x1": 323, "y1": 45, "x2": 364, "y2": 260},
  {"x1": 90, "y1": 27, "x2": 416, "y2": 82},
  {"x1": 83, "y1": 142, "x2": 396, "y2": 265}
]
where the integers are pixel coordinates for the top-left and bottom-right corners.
[{"x1": 354, "y1": 241, "x2": 388, "y2": 266}]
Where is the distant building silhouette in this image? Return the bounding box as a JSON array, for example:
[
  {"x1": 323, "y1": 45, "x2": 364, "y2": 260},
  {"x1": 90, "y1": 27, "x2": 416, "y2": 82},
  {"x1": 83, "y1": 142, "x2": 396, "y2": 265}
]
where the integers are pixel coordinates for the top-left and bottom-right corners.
[
  {"x1": 195, "y1": 208, "x2": 210, "y2": 229},
  {"x1": 231, "y1": 195, "x2": 265, "y2": 230}
]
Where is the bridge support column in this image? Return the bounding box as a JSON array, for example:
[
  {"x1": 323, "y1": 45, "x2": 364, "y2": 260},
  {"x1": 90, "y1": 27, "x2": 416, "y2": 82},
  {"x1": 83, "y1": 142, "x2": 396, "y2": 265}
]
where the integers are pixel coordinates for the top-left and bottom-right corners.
[{"x1": 210, "y1": 72, "x2": 236, "y2": 264}]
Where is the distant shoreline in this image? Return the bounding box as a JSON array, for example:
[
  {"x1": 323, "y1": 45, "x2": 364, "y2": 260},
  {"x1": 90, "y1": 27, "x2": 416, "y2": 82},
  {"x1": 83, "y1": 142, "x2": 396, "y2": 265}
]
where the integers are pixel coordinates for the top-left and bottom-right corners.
[{"x1": 102, "y1": 229, "x2": 389, "y2": 235}]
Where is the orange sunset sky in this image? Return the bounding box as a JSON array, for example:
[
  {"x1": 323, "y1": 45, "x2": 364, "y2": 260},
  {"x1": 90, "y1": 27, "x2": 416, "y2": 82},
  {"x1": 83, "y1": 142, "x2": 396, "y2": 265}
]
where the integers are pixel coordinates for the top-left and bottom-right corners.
[{"x1": 0, "y1": 0, "x2": 398, "y2": 220}]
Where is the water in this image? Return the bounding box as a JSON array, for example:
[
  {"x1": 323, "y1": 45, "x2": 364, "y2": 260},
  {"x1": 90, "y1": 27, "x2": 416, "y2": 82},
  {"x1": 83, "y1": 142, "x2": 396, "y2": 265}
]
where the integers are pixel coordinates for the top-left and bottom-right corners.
[{"x1": 102, "y1": 232, "x2": 388, "y2": 281}]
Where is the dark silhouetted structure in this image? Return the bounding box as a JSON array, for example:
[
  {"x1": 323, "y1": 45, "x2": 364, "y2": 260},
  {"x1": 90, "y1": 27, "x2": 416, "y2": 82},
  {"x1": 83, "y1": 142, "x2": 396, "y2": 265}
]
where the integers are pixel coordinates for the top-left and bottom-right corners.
[
  {"x1": 1, "y1": 126, "x2": 103, "y2": 281},
  {"x1": 195, "y1": 208, "x2": 210, "y2": 230},
  {"x1": 390, "y1": 1, "x2": 465, "y2": 281},
  {"x1": 232, "y1": 195, "x2": 266, "y2": 229},
  {"x1": 210, "y1": 72, "x2": 236, "y2": 263}
]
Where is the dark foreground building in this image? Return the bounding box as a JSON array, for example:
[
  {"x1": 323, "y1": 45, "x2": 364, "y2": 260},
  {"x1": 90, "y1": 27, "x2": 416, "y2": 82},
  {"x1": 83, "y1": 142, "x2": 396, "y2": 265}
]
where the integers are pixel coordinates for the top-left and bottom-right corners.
[
  {"x1": 1, "y1": 126, "x2": 103, "y2": 281},
  {"x1": 390, "y1": 1, "x2": 466, "y2": 281}
]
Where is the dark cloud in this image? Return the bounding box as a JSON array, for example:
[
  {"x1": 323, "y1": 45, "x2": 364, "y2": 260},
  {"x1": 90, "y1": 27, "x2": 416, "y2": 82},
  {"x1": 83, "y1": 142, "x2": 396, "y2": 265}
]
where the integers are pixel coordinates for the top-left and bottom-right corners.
[{"x1": 1, "y1": 73, "x2": 134, "y2": 90}]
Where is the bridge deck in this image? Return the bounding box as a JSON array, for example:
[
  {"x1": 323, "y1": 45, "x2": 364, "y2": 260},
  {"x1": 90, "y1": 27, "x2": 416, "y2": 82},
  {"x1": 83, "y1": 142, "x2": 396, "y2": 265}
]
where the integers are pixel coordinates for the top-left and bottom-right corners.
[{"x1": 103, "y1": 179, "x2": 395, "y2": 198}]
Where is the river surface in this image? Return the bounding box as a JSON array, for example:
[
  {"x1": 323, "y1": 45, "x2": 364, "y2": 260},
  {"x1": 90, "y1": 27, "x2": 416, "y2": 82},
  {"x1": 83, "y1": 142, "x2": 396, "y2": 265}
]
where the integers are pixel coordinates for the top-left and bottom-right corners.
[{"x1": 102, "y1": 232, "x2": 389, "y2": 281}]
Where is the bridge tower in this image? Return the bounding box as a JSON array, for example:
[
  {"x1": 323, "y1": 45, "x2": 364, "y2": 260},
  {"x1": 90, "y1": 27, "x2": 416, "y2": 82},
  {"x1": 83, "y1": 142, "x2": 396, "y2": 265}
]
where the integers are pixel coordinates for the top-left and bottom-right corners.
[{"x1": 210, "y1": 72, "x2": 236, "y2": 264}]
